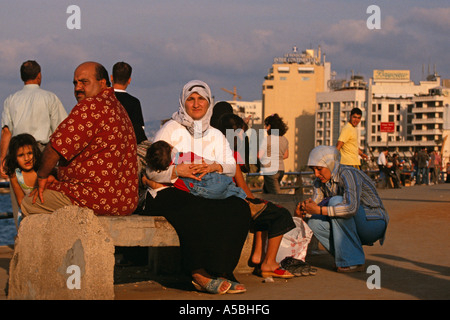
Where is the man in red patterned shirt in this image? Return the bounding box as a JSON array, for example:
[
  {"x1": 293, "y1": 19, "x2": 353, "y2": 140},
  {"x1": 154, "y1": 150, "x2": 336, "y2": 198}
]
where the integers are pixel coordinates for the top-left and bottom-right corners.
[{"x1": 21, "y1": 61, "x2": 139, "y2": 216}]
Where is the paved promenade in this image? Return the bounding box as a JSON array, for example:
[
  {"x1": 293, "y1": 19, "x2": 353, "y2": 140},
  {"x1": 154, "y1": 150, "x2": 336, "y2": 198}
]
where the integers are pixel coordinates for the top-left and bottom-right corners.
[{"x1": 1, "y1": 183, "x2": 449, "y2": 301}]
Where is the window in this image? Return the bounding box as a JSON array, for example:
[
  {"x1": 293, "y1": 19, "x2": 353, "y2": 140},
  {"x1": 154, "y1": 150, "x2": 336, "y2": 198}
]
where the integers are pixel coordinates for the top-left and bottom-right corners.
[
  {"x1": 298, "y1": 67, "x2": 314, "y2": 74},
  {"x1": 277, "y1": 66, "x2": 290, "y2": 73}
]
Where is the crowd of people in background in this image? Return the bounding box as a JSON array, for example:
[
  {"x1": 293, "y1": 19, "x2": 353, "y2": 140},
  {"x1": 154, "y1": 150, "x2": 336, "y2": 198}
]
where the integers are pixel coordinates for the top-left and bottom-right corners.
[{"x1": 377, "y1": 146, "x2": 447, "y2": 189}]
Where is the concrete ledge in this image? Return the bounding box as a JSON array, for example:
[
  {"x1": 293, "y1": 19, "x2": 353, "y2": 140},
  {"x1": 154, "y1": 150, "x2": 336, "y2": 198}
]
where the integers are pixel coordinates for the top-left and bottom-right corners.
[
  {"x1": 97, "y1": 215, "x2": 179, "y2": 247},
  {"x1": 97, "y1": 214, "x2": 254, "y2": 274}
]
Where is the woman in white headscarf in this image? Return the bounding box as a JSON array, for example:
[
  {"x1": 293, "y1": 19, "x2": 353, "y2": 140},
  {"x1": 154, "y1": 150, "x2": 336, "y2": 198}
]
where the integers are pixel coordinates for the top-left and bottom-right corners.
[
  {"x1": 296, "y1": 146, "x2": 389, "y2": 272},
  {"x1": 143, "y1": 80, "x2": 251, "y2": 294}
]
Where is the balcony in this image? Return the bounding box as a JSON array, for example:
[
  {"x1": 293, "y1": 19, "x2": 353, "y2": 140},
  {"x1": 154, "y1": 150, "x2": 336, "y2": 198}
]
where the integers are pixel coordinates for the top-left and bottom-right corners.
[
  {"x1": 411, "y1": 118, "x2": 444, "y2": 124},
  {"x1": 369, "y1": 140, "x2": 436, "y2": 148},
  {"x1": 411, "y1": 106, "x2": 444, "y2": 113},
  {"x1": 411, "y1": 129, "x2": 442, "y2": 135}
]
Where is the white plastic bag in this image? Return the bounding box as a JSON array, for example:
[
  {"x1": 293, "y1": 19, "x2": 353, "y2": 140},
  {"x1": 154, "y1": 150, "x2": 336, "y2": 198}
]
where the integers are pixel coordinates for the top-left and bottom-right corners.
[{"x1": 276, "y1": 217, "x2": 313, "y2": 263}]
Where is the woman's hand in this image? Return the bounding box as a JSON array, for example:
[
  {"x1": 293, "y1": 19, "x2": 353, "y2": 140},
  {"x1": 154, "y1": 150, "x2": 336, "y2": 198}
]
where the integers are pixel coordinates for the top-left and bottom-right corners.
[
  {"x1": 295, "y1": 198, "x2": 321, "y2": 219},
  {"x1": 174, "y1": 162, "x2": 203, "y2": 181},
  {"x1": 176, "y1": 160, "x2": 223, "y2": 180},
  {"x1": 192, "y1": 161, "x2": 223, "y2": 179}
]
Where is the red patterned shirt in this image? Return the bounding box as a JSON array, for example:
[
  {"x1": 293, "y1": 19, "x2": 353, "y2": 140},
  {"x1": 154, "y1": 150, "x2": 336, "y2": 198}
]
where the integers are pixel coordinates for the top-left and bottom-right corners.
[{"x1": 48, "y1": 88, "x2": 139, "y2": 215}]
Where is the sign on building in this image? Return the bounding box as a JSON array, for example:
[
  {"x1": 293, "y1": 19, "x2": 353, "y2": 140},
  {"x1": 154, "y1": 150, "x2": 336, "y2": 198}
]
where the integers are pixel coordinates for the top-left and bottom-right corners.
[
  {"x1": 373, "y1": 70, "x2": 410, "y2": 81},
  {"x1": 380, "y1": 122, "x2": 395, "y2": 133}
]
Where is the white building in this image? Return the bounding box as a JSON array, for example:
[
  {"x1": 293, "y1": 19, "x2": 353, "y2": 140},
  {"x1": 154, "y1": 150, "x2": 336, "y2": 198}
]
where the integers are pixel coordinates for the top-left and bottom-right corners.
[
  {"x1": 228, "y1": 100, "x2": 263, "y2": 128},
  {"x1": 367, "y1": 70, "x2": 441, "y2": 155},
  {"x1": 315, "y1": 69, "x2": 450, "y2": 167},
  {"x1": 316, "y1": 75, "x2": 367, "y2": 148}
]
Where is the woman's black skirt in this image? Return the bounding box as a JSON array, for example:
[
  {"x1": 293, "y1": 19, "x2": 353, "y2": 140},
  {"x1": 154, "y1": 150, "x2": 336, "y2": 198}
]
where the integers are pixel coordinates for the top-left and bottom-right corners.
[{"x1": 142, "y1": 188, "x2": 251, "y2": 275}]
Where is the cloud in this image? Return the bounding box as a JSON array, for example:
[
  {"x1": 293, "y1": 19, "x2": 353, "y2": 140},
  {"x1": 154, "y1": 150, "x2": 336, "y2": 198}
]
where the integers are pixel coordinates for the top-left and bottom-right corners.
[
  {"x1": 161, "y1": 28, "x2": 277, "y2": 76},
  {"x1": 405, "y1": 7, "x2": 450, "y2": 35},
  {"x1": 0, "y1": 36, "x2": 90, "y2": 81},
  {"x1": 317, "y1": 7, "x2": 450, "y2": 81}
]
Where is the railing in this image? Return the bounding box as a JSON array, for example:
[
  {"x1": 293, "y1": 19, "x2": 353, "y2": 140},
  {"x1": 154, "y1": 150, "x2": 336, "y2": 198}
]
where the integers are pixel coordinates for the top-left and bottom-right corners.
[
  {"x1": 246, "y1": 169, "x2": 442, "y2": 194},
  {"x1": 247, "y1": 171, "x2": 315, "y2": 194}
]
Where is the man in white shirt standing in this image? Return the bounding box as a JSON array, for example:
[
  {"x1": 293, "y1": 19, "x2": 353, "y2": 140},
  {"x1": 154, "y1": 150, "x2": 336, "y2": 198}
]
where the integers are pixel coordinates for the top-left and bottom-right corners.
[
  {"x1": 377, "y1": 148, "x2": 391, "y2": 188},
  {"x1": 0, "y1": 60, "x2": 67, "y2": 228}
]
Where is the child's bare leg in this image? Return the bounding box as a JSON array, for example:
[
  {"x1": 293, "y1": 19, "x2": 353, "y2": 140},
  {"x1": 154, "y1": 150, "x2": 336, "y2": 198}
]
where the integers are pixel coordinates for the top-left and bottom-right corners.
[
  {"x1": 260, "y1": 235, "x2": 285, "y2": 272},
  {"x1": 251, "y1": 231, "x2": 264, "y2": 265}
]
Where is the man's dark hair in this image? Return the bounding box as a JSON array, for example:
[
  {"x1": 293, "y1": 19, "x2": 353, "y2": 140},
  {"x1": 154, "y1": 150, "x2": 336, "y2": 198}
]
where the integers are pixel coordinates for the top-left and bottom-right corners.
[
  {"x1": 350, "y1": 107, "x2": 362, "y2": 116},
  {"x1": 112, "y1": 62, "x2": 132, "y2": 85},
  {"x1": 95, "y1": 63, "x2": 111, "y2": 87},
  {"x1": 145, "y1": 140, "x2": 173, "y2": 172},
  {"x1": 20, "y1": 60, "x2": 41, "y2": 82}
]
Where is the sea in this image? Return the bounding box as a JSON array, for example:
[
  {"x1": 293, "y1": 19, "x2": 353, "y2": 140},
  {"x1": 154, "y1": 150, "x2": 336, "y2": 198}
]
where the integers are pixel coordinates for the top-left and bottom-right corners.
[{"x1": 0, "y1": 193, "x2": 16, "y2": 246}]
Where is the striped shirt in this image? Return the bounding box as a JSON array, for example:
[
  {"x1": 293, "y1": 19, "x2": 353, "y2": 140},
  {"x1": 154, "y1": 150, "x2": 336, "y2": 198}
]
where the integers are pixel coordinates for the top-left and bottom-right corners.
[{"x1": 312, "y1": 165, "x2": 389, "y2": 223}]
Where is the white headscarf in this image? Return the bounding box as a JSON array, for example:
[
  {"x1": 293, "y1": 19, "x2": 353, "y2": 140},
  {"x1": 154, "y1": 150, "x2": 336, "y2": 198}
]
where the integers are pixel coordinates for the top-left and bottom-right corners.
[
  {"x1": 307, "y1": 146, "x2": 341, "y2": 180},
  {"x1": 171, "y1": 80, "x2": 213, "y2": 137}
]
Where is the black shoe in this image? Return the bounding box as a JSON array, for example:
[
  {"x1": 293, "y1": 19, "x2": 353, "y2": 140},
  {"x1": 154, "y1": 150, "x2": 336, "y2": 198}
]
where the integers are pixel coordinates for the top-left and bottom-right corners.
[{"x1": 280, "y1": 257, "x2": 317, "y2": 276}]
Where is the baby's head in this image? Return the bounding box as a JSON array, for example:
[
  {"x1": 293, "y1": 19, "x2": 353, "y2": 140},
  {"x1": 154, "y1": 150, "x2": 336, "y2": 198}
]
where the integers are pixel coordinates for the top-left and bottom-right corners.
[{"x1": 145, "y1": 140, "x2": 174, "y2": 172}]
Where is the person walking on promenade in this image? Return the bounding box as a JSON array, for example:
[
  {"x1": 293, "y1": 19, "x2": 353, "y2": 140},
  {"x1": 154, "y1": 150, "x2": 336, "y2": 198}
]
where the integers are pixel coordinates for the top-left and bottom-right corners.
[
  {"x1": 336, "y1": 107, "x2": 369, "y2": 170},
  {"x1": 417, "y1": 147, "x2": 429, "y2": 185},
  {"x1": 0, "y1": 60, "x2": 67, "y2": 228},
  {"x1": 258, "y1": 114, "x2": 289, "y2": 194},
  {"x1": 111, "y1": 62, "x2": 148, "y2": 144},
  {"x1": 411, "y1": 151, "x2": 418, "y2": 184},
  {"x1": 21, "y1": 61, "x2": 139, "y2": 216},
  {"x1": 429, "y1": 149, "x2": 441, "y2": 184},
  {"x1": 297, "y1": 146, "x2": 389, "y2": 272},
  {"x1": 377, "y1": 148, "x2": 391, "y2": 188}
]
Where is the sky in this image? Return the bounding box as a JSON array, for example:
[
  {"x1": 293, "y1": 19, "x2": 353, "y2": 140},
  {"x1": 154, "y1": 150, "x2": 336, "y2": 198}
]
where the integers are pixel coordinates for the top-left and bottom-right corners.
[{"x1": 1, "y1": 0, "x2": 449, "y2": 128}]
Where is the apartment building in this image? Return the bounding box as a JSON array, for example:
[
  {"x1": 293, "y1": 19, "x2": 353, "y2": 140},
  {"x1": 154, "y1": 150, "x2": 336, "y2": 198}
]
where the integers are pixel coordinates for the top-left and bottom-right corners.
[
  {"x1": 227, "y1": 100, "x2": 263, "y2": 127},
  {"x1": 315, "y1": 69, "x2": 449, "y2": 166},
  {"x1": 367, "y1": 70, "x2": 441, "y2": 155},
  {"x1": 315, "y1": 75, "x2": 367, "y2": 149},
  {"x1": 262, "y1": 46, "x2": 331, "y2": 170}
]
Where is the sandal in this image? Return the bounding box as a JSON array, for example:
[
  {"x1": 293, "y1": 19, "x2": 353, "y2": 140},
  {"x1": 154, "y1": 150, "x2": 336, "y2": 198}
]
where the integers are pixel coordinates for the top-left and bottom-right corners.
[
  {"x1": 261, "y1": 267, "x2": 294, "y2": 279},
  {"x1": 192, "y1": 278, "x2": 231, "y2": 294},
  {"x1": 223, "y1": 279, "x2": 247, "y2": 294},
  {"x1": 281, "y1": 257, "x2": 317, "y2": 276}
]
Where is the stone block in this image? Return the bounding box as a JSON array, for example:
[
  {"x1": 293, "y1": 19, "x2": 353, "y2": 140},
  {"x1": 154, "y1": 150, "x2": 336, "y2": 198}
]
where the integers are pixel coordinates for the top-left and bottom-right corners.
[
  {"x1": 97, "y1": 215, "x2": 179, "y2": 247},
  {"x1": 8, "y1": 206, "x2": 115, "y2": 300}
]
